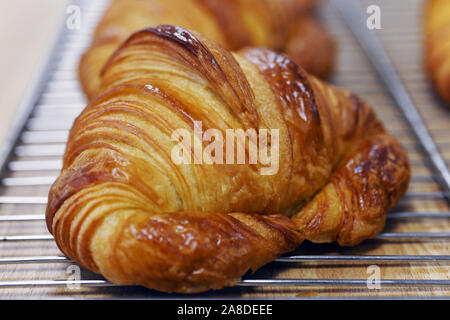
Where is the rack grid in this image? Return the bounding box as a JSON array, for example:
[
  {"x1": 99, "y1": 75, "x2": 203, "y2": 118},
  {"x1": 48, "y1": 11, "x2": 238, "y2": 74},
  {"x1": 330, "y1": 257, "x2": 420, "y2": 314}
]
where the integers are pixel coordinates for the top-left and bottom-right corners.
[{"x1": 0, "y1": 0, "x2": 449, "y2": 298}]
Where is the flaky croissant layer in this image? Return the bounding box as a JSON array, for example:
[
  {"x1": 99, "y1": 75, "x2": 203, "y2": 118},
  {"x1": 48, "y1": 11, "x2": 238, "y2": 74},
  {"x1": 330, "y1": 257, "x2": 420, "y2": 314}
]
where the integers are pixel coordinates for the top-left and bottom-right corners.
[{"x1": 47, "y1": 25, "x2": 410, "y2": 293}]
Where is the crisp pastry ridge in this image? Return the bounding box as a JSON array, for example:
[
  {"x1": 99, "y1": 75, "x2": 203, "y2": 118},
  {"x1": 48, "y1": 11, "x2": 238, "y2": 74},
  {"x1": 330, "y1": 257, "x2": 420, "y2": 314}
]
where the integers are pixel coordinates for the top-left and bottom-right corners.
[
  {"x1": 79, "y1": 0, "x2": 335, "y2": 100},
  {"x1": 47, "y1": 25, "x2": 410, "y2": 293}
]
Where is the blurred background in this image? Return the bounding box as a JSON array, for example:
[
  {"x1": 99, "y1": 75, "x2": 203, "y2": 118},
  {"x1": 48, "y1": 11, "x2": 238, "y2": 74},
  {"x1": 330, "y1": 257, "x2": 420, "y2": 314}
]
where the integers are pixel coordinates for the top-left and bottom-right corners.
[{"x1": 0, "y1": 0, "x2": 68, "y2": 147}]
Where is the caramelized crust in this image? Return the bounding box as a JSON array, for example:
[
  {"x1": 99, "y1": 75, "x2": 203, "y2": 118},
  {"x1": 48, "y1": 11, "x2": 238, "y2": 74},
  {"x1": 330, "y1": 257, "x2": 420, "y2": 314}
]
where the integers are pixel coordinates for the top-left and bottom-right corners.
[
  {"x1": 426, "y1": 0, "x2": 450, "y2": 105},
  {"x1": 79, "y1": 0, "x2": 335, "y2": 100},
  {"x1": 48, "y1": 26, "x2": 410, "y2": 293}
]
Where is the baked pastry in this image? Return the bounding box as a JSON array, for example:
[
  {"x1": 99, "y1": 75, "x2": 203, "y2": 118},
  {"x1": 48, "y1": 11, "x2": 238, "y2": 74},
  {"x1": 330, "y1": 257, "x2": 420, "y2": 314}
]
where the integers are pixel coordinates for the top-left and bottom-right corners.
[
  {"x1": 79, "y1": 0, "x2": 335, "y2": 100},
  {"x1": 425, "y1": 0, "x2": 450, "y2": 104},
  {"x1": 47, "y1": 26, "x2": 410, "y2": 293}
]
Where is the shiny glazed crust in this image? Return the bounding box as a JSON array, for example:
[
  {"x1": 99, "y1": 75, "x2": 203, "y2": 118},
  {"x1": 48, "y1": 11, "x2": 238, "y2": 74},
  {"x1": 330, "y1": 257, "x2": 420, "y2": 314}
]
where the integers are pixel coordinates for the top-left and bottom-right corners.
[
  {"x1": 47, "y1": 26, "x2": 410, "y2": 293},
  {"x1": 78, "y1": 0, "x2": 335, "y2": 100},
  {"x1": 426, "y1": 0, "x2": 450, "y2": 105}
]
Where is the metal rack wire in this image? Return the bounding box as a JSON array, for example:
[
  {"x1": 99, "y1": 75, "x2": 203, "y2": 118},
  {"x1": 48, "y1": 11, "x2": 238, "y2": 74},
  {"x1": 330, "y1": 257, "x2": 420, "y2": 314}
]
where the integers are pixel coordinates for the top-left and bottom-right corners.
[{"x1": 0, "y1": 0, "x2": 449, "y2": 298}]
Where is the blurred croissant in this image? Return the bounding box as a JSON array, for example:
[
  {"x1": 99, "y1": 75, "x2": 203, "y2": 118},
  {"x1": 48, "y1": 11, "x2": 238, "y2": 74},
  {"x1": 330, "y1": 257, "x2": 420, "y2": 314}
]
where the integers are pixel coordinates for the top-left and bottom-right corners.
[
  {"x1": 47, "y1": 26, "x2": 410, "y2": 293},
  {"x1": 426, "y1": 0, "x2": 450, "y2": 105},
  {"x1": 79, "y1": 0, "x2": 335, "y2": 100}
]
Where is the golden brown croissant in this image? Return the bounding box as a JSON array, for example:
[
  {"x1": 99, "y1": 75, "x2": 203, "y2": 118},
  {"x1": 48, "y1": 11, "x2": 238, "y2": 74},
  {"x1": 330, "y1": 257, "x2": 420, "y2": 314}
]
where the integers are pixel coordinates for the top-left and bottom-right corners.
[
  {"x1": 79, "y1": 0, "x2": 335, "y2": 101},
  {"x1": 47, "y1": 26, "x2": 410, "y2": 293},
  {"x1": 425, "y1": 0, "x2": 450, "y2": 105}
]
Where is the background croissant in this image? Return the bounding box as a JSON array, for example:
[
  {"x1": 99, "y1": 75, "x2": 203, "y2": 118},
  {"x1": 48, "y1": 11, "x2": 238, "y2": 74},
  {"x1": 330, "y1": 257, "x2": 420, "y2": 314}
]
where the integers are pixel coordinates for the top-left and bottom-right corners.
[
  {"x1": 47, "y1": 25, "x2": 410, "y2": 293},
  {"x1": 426, "y1": 0, "x2": 450, "y2": 105},
  {"x1": 79, "y1": 0, "x2": 335, "y2": 101}
]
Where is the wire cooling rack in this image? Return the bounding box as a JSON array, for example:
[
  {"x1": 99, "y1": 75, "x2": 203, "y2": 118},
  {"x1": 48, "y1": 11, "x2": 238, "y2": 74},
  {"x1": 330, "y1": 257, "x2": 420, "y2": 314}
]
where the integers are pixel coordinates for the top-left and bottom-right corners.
[{"x1": 0, "y1": 0, "x2": 449, "y2": 298}]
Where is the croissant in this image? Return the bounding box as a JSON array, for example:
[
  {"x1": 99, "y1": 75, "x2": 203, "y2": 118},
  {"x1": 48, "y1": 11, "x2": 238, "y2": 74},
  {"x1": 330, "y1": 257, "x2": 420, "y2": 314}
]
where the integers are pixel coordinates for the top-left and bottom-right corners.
[
  {"x1": 79, "y1": 0, "x2": 335, "y2": 101},
  {"x1": 426, "y1": 0, "x2": 450, "y2": 105},
  {"x1": 47, "y1": 25, "x2": 410, "y2": 293}
]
